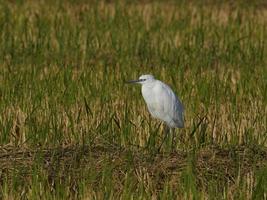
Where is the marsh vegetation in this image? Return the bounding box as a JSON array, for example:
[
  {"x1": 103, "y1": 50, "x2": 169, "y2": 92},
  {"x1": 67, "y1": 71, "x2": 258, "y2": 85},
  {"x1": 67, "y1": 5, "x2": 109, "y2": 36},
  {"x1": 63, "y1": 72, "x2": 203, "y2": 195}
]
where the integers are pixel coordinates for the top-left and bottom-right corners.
[{"x1": 0, "y1": 0, "x2": 266, "y2": 199}]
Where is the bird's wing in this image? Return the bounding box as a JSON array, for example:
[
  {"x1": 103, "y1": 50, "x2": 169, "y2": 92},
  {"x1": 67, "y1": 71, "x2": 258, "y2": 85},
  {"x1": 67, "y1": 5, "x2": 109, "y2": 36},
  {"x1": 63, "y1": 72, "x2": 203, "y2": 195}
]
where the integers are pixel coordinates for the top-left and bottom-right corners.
[{"x1": 155, "y1": 81, "x2": 184, "y2": 128}]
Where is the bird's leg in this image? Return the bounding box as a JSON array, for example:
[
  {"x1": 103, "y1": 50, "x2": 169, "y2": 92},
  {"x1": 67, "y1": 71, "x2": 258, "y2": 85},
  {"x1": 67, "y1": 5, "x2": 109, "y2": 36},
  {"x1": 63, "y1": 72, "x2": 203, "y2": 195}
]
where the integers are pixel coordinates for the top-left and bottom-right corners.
[
  {"x1": 157, "y1": 124, "x2": 169, "y2": 153},
  {"x1": 170, "y1": 128, "x2": 176, "y2": 152}
]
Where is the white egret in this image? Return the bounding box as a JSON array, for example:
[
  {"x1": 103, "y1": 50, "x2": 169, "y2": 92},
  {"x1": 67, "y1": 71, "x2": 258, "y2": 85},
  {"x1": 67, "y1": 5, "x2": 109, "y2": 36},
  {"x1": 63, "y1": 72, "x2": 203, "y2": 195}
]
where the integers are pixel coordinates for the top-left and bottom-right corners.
[{"x1": 126, "y1": 74, "x2": 184, "y2": 150}]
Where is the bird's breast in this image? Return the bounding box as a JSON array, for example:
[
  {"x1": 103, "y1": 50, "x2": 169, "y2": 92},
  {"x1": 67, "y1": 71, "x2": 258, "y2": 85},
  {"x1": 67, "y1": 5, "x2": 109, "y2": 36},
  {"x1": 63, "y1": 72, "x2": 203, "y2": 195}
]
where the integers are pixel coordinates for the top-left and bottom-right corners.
[
  {"x1": 142, "y1": 84, "x2": 165, "y2": 117},
  {"x1": 141, "y1": 85, "x2": 156, "y2": 104}
]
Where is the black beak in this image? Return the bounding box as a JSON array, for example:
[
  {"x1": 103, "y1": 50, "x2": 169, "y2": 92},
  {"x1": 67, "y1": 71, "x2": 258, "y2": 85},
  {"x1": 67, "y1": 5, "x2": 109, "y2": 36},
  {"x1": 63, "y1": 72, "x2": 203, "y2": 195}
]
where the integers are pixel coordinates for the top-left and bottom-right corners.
[{"x1": 125, "y1": 79, "x2": 141, "y2": 84}]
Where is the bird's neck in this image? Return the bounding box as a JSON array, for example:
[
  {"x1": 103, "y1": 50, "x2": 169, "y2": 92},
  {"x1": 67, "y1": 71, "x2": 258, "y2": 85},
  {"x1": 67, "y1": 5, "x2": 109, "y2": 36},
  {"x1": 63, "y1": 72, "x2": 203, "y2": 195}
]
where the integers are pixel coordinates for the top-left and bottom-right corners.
[{"x1": 142, "y1": 81, "x2": 155, "y2": 89}]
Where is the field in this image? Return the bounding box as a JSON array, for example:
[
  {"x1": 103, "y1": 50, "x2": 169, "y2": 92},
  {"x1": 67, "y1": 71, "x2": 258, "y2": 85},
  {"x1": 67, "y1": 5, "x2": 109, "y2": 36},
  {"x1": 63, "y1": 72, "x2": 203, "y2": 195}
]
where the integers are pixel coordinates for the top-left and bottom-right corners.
[{"x1": 0, "y1": 0, "x2": 267, "y2": 199}]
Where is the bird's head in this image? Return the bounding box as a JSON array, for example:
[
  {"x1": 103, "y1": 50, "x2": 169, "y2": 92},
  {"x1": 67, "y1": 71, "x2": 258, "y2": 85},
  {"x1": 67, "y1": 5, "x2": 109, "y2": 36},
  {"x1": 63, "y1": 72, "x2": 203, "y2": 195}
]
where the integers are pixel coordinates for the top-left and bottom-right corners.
[{"x1": 126, "y1": 74, "x2": 155, "y2": 85}]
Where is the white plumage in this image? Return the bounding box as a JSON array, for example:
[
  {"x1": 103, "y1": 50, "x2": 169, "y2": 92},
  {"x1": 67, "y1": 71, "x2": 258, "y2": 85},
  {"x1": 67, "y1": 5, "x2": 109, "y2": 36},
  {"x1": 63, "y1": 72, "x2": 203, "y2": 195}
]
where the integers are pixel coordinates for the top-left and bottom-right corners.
[{"x1": 126, "y1": 74, "x2": 184, "y2": 128}]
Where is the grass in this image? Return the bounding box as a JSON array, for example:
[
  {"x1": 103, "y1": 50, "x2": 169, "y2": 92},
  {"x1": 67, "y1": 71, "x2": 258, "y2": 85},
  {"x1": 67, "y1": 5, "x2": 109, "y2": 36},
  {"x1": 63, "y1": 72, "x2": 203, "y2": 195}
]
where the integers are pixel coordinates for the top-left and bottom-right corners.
[{"x1": 0, "y1": 0, "x2": 266, "y2": 199}]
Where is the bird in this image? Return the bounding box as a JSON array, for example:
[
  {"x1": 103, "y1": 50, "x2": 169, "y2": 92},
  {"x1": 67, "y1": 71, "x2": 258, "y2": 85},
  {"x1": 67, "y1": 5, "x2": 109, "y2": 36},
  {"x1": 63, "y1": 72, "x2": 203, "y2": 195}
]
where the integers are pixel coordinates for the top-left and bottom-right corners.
[{"x1": 126, "y1": 74, "x2": 184, "y2": 151}]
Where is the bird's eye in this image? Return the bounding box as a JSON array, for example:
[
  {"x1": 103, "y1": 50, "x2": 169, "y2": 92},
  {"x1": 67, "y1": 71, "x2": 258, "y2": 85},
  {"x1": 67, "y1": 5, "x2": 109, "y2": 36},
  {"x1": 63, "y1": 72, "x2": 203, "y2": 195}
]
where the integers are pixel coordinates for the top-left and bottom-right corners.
[{"x1": 139, "y1": 79, "x2": 146, "y2": 82}]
